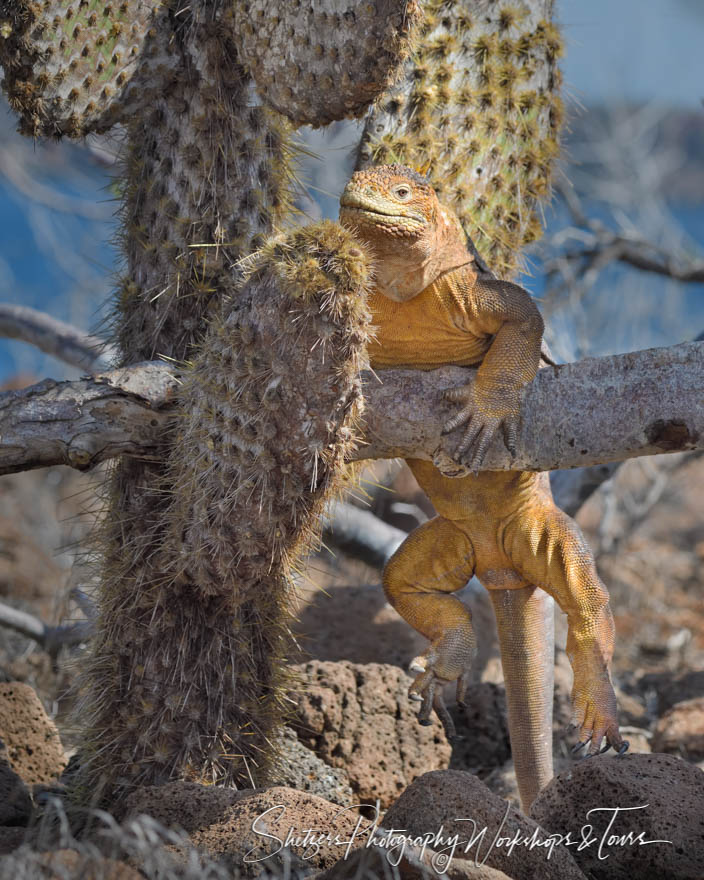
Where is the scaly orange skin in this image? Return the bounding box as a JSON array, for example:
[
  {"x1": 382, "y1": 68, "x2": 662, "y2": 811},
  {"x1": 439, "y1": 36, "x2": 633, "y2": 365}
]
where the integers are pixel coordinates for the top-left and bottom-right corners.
[{"x1": 340, "y1": 164, "x2": 627, "y2": 812}]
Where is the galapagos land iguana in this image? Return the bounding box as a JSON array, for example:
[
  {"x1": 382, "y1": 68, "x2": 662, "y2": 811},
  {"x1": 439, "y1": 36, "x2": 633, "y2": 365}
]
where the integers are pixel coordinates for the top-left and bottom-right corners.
[{"x1": 339, "y1": 163, "x2": 628, "y2": 811}]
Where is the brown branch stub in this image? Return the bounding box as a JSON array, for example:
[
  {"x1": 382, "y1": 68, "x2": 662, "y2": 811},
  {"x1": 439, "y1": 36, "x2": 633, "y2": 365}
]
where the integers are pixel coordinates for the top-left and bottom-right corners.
[{"x1": 0, "y1": 362, "x2": 179, "y2": 475}]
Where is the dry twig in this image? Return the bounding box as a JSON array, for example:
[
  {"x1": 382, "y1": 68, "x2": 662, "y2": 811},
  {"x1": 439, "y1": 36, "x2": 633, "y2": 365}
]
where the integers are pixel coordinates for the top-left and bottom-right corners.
[{"x1": 0, "y1": 304, "x2": 115, "y2": 371}]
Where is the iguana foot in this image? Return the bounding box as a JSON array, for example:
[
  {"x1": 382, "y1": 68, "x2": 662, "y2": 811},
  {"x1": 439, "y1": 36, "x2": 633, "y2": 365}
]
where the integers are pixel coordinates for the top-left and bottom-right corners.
[
  {"x1": 442, "y1": 382, "x2": 521, "y2": 473},
  {"x1": 571, "y1": 675, "x2": 626, "y2": 757},
  {"x1": 406, "y1": 646, "x2": 472, "y2": 742}
]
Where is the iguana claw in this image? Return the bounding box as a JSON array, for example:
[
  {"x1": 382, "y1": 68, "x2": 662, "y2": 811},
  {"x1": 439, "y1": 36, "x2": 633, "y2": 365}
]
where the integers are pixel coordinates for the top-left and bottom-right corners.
[
  {"x1": 442, "y1": 383, "x2": 521, "y2": 473},
  {"x1": 408, "y1": 653, "x2": 471, "y2": 741},
  {"x1": 571, "y1": 735, "x2": 591, "y2": 753}
]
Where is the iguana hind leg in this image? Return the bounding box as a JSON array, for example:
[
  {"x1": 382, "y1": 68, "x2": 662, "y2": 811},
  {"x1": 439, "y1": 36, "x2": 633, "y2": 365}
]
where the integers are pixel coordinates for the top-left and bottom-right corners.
[
  {"x1": 502, "y1": 501, "x2": 626, "y2": 759},
  {"x1": 383, "y1": 516, "x2": 476, "y2": 739},
  {"x1": 488, "y1": 585, "x2": 555, "y2": 812}
]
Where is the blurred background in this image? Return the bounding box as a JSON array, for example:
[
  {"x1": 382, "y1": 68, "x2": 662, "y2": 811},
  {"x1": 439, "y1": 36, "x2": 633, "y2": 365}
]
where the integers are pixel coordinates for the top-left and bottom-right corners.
[{"x1": 0, "y1": 1, "x2": 702, "y2": 775}]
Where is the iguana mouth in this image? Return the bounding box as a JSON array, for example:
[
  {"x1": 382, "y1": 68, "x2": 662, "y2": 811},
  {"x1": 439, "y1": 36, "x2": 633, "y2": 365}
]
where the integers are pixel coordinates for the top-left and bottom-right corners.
[
  {"x1": 339, "y1": 206, "x2": 427, "y2": 241},
  {"x1": 339, "y1": 192, "x2": 426, "y2": 227},
  {"x1": 341, "y1": 205, "x2": 409, "y2": 223}
]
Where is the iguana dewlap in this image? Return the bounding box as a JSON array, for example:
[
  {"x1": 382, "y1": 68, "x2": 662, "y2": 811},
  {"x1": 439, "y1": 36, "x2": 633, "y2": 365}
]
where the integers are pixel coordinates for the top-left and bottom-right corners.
[{"x1": 340, "y1": 164, "x2": 627, "y2": 812}]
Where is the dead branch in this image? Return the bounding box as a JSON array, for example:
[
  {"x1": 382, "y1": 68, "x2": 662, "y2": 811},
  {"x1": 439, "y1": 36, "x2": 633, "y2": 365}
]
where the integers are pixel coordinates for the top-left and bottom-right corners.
[
  {"x1": 548, "y1": 180, "x2": 704, "y2": 284},
  {"x1": 0, "y1": 342, "x2": 702, "y2": 477},
  {"x1": 322, "y1": 501, "x2": 407, "y2": 569},
  {"x1": 357, "y1": 341, "x2": 704, "y2": 473},
  {"x1": 595, "y1": 451, "x2": 698, "y2": 553},
  {"x1": 0, "y1": 600, "x2": 91, "y2": 659},
  {"x1": 0, "y1": 304, "x2": 116, "y2": 372},
  {"x1": 0, "y1": 148, "x2": 113, "y2": 221},
  {"x1": 0, "y1": 361, "x2": 180, "y2": 474},
  {"x1": 70, "y1": 588, "x2": 98, "y2": 622},
  {"x1": 550, "y1": 464, "x2": 619, "y2": 515}
]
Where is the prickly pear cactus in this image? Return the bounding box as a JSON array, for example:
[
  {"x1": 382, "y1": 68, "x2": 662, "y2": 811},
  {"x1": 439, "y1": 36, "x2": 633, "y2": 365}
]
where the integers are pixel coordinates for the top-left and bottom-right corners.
[
  {"x1": 232, "y1": 0, "x2": 422, "y2": 125},
  {"x1": 0, "y1": 0, "x2": 565, "y2": 805},
  {"x1": 0, "y1": 0, "x2": 167, "y2": 138},
  {"x1": 356, "y1": 0, "x2": 564, "y2": 277},
  {"x1": 79, "y1": 222, "x2": 373, "y2": 793},
  {"x1": 0, "y1": 0, "x2": 420, "y2": 801}
]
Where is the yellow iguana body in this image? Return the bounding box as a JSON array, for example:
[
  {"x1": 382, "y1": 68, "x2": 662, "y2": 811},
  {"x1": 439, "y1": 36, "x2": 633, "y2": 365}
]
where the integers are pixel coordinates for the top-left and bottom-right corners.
[{"x1": 340, "y1": 164, "x2": 626, "y2": 811}]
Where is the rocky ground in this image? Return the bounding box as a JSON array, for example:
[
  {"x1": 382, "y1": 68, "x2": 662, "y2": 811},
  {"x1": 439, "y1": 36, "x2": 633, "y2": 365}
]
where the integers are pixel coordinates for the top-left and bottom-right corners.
[{"x1": 0, "y1": 453, "x2": 703, "y2": 878}]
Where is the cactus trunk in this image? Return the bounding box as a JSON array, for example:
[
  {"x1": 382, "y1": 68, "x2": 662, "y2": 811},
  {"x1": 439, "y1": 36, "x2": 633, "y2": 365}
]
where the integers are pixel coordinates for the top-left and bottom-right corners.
[
  {"x1": 77, "y1": 217, "x2": 372, "y2": 798},
  {"x1": 73, "y1": 8, "x2": 302, "y2": 800},
  {"x1": 1, "y1": 0, "x2": 566, "y2": 807}
]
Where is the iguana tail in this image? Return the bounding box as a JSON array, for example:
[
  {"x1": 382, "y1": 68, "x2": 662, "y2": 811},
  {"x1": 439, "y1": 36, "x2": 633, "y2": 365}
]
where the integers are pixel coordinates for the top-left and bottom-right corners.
[{"x1": 489, "y1": 586, "x2": 555, "y2": 812}]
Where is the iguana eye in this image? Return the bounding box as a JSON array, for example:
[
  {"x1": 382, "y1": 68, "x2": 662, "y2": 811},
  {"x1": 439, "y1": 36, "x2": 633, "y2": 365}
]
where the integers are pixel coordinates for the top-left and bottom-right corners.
[{"x1": 393, "y1": 185, "x2": 412, "y2": 201}]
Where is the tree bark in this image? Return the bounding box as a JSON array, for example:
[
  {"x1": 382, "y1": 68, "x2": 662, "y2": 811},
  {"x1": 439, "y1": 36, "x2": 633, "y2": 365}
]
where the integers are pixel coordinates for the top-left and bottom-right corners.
[
  {"x1": 358, "y1": 341, "x2": 704, "y2": 472},
  {"x1": 2, "y1": 341, "x2": 701, "y2": 477},
  {"x1": 0, "y1": 363, "x2": 179, "y2": 474}
]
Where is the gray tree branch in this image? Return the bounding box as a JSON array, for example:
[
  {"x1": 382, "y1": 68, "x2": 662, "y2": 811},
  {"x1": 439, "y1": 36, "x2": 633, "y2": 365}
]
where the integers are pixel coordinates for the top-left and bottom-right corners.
[
  {"x1": 357, "y1": 341, "x2": 704, "y2": 473},
  {"x1": 0, "y1": 342, "x2": 702, "y2": 477},
  {"x1": 0, "y1": 304, "x2": 115, "y2": 371},
  {"x1": 0, "y1": 361, "x2": 180, "y2": 474},
  {"x1": 0, "y1": 600, "x2": 91, "y2": 659},
  {"x1": 322, "y1": 501, "x2": 408, "y2": 569}
]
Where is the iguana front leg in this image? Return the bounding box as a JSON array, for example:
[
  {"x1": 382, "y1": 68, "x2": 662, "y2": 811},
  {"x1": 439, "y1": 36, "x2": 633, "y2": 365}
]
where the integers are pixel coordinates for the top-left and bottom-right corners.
[{"x1": 442, "y1": 279, "x2": 543, "y2": 472}]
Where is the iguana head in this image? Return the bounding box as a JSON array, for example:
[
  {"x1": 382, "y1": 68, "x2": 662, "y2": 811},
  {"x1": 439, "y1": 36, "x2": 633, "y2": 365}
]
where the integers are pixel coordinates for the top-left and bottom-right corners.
[
  {"x1": 340, "y1": 164, "x2": 435, "y2": 240},
  {"x1": 340, "y1": 164, "x2": 474, "y2": 301}
]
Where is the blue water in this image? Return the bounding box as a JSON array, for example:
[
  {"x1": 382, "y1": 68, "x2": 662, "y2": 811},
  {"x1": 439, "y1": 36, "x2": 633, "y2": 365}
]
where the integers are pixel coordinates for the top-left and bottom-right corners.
[{"x1": 0, "y1": 160, "x2": 117, "y2": 382}]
